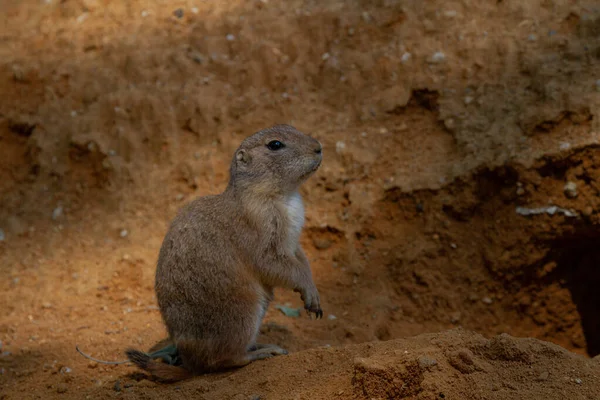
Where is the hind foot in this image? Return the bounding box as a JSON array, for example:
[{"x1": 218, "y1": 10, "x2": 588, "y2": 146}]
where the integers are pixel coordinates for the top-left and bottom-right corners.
[{"x1": 247, "y1": 343, "x2": 288, "y2": 354}]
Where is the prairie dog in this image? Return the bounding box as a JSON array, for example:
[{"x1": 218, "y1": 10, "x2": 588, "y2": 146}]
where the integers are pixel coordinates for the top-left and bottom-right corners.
[{"x1": 126, "y1": 124, "x2": 324, "y2": 381}]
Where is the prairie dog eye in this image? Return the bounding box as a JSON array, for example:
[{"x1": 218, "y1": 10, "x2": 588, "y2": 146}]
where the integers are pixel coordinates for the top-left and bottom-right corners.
[{"x1": 266, "y1": 140, "x2": 284, "y2": 151}]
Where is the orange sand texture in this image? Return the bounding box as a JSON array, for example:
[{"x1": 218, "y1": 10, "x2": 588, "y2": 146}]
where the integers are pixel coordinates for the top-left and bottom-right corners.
[{"x1": 1, "y1": 1, "x2": 600, "y2": 399}]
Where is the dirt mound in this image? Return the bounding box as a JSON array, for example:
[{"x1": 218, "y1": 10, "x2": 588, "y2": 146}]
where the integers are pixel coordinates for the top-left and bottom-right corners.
[
  {"x1": 2, "y1": 0, "x2": 600, "y2": 399},
  {"x1": 44, "y1": 329, "x2": 600, "y2": 400}
]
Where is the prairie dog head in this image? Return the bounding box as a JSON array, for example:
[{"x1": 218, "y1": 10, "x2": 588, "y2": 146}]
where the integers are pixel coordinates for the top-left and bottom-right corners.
[{"x1": 230, "y1": 124, "x2": 323, "y2": 195}]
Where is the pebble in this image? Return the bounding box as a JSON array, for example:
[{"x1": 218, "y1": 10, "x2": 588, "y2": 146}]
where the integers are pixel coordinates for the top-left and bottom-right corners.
[
  {"x1": 226, "y1": 34, "x2": 235, "y2": 41},
  {"x1": 516, "y1": 187, "x2": 525, "y2": 196},
  {"x1": 120, "y1": 229, "x2": 129, "y2": 238},
  {"x1": 527, "y1": 34, "x2": 537, "y2": 41},
  {"x1": 173, "y1": 8, "x2": 184, "y2": 18},
  {"x1": 335, "y1": 141, "x2": 346, "y2": 153},
  {"x1": 418, "y1": 356, "x2": 438, "y2": 370},
  {"x1": 0, "y1": 229, "x2": 4, "y2": 241},
  {"x1": 401, "y1": 52, "x2": 411, "y2": 63},
  {"x1": 564, "y1": 181, "x2": 578, "y2": 198},
  {"x1": 327, "y1": 314, "x2": 337, "y2": 320},
  {"x1": 52, "y1": 206, "x2": 63, "y2": 220},
  {"x1": 429, "y1": 52, "x2": 446, "y2": 63},
  {"x1": 60, "y1": 366, "x2": 72, "y2": 374},
  {"x1": 450, "y1": 243, "x2": 457, "y2": 249},
  {"x1": 141, "y1": 10, "x2": 149, "y2": 17},
  {"x1": 482, "y1": 297, "x2": 493, "y2": 305},
  {"x1": 313, "y1": 238, "x2": 332, "y2": 250},
  {"x1": 536, "y1": 371, "x2": 549, "y2": 381},
  {"x1": 574, "y1": 378, "x2": 582, "y2": 385},
  {"x1": 464, "y1": 96, "x2": 474, "y2": 105},
  {"x1": 113, "y1": 380, "x2": 122, "y2": 392},
  {"x1": 560, "y1": 142, "x2": 571, "y2": 150}
]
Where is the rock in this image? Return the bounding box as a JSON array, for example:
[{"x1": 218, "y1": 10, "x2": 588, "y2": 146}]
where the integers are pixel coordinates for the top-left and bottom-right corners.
[
  {"x1": 418, "y1": 356, "x2": 438, "y2": 370},
  {"x1": 173, "y1": 8, "x2": 184, "y2": 18},
  {"x1": 52, "y1": 206, "x2": 63, "y2": 220},
  {"x1": 226, "y1": 34, "x2": 236, "y2": 41},
  {"x1": 564, "y1": 181, "x2": 578, "y2": 198},
  {"x1": 113, "y1": 380, "x2": 122, "y2": 392},
  {"x1": 275, "y1": 305, "x2": 301, "y2": 318},
  {"x1": 536, "y1": 371, "x2": 549, "y2": 381},
  {"x1": 429, "y1": 52, "x2": 446, "y2": 63},
  {"x1": 120, "y1": 229, "x2": 129, "y2": 238},
  {"x1": 313, "y1": 238, "x2": 332, "y2": 250},
  {"x1": 327, "y1": 314, "x2": 337, "y2": 320},
  {"x1": 482, "y1": 297, "x2": 493, "y2": 305}
]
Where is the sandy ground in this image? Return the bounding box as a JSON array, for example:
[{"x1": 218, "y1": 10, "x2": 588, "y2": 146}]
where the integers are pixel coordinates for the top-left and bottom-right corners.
[{"x1": 1, "y1": 0, "x2": 600, "y2": 399}]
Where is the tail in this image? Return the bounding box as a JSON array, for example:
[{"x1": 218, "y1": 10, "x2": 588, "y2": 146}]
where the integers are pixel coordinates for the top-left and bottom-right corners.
[{"x1": 125, "y1": 348, "x2": 192, "y2": 382}]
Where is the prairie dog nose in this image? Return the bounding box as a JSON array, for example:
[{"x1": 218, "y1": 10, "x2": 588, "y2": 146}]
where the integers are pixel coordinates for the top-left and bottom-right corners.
[{"x1": 314, "y1": 142, "x2": 323, "y2": 154}]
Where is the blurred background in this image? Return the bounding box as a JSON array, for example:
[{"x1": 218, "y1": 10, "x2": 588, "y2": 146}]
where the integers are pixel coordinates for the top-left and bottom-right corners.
[{"x1": 1, "y1": 0, "x2": 599, "y2": 397}]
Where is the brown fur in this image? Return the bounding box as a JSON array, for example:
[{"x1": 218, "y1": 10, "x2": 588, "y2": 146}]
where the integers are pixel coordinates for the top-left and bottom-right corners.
[{"x1": 126, "y1": 124, "x2": 323, "y2": 381}]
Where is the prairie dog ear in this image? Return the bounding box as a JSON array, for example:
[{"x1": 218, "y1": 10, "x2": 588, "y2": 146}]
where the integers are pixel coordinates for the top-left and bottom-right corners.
[{"x1": 236, "y1": 149, "x2": 251, "y2": 164}]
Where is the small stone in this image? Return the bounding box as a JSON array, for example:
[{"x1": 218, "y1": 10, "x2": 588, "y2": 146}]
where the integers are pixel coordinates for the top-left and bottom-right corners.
[
  {"x1": 429, "y1": 52, "x2": 446, "y2": 63},
  {"x1": 564, "y1": 181, "x2": 578, "y2": 198},
  {"x1": 113, "y1": 380, "x2": 122, "y2": 392},
  {"x1": 464, "y1": 96, "x2": 474, "y2": 105},
  {"x1": 482, "y1": 297, "x2": 493, "y2": 305},
  {"x1": 60, "y1": 366, "x2": 72, "y2": 374},
  {"x1": 321, "y1": 52, "x2": 330, "y2": 61},
  {"x1": 335, "y1": 141, "x2": 346, "y2": 153},
  {"x1": 583, "y1": 206, "x2": 593, "y2": 217},
  {"x1": 527, "y1": 34, "x2": 537, "y2": 41},
  {"x1": 418, "y1": 356, "x2": 438, "y2": 370},
  {"x1": 313, "y1": 238, "x2": 332, "y2": 250},
  {"x1": 574, "y1": 378, "x2": 582, "y2": 384},
  {"x1": 327, "y1": 314, "x2": 337, "y2": 320},
  {"x1": 56, "y1": 383, "x2": 68, "y2": 393},
  {"x1": 42, "y1": 302, "x2": 53, "y2": 309},
  {"x1": 173, "y1": 8, "x2": 184, "y2": 18},
  {"x1": 52, "y1": 206, "x2": 63, "y2": 220},
  {"x1": 560, "y1": 142, "x2": 571, "y2": 150},
  {"x1": 432, "y1": 234, "x2": 439, "y2": 240},
  {"x1": 226, "y1": 34, "x2": 235, "y2": 41},
  {"x1": 450, "y1": 243, "x2": 457, "y2": 249},
  {"x1": 401, "y1": 52, "x2": 411, "y2": 63},
  {"x1": 120, "y1": 229, "x2": 129, "y2": 238},
  {"x1": 443, "y1": 10, "x2": 457, "y2": 18},
  {"x1": 516, "y1": 187, "x2": 525, "y2": 196},
  {"x1": 88, "y1": 362, "x2": 98, "y2": 369},
  {"x1": 141, "y1": 10, "x2": 149, "y2": 17},
  {"x1": 175, "y1": 193, "x2": 185, "y2": 201}
]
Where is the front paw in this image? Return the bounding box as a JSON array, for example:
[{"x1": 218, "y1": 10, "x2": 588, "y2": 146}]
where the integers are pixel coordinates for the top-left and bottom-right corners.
[{"x1": 298, "y1": 289, "x2": 323, "y2": 319}]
